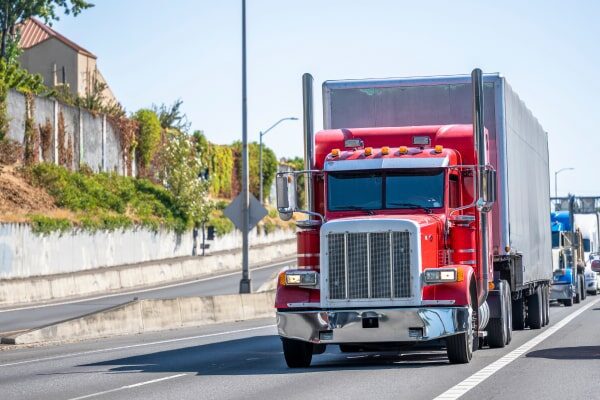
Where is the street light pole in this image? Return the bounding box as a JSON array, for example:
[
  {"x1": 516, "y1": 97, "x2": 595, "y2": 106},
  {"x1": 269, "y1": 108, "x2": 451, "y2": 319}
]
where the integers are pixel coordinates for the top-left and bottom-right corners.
[
  {"x1": 259, "y1": 117, "x2": 298, "y2": 204},
  {"x1": 239, "y1": 0, "x2": 251, "y2": 294},
  {"x1": 554, "y1": 167, "x2": 574, "y2": 199}
]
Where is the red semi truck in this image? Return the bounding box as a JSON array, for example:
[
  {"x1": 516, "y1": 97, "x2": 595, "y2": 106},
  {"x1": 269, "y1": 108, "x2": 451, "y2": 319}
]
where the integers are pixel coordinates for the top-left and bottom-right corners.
[{"x1": 275, "y1": 69, "x2": 552, "y2": 366}]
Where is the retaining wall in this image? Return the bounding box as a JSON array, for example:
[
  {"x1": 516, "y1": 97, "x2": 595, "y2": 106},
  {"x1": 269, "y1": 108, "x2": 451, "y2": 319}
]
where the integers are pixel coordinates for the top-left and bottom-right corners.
[{"x1": 0, "y1": 223, "x2": 295, "y2": 279}]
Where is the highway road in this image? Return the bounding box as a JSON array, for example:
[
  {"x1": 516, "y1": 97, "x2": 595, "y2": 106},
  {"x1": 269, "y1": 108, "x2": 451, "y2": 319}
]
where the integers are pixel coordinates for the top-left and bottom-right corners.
[
  {"x1": 1, "y1": 296, "x2": 598, "y2": 400},
  {"x1": 0, "y1": 258, "x2": 294, "y2": 334}
]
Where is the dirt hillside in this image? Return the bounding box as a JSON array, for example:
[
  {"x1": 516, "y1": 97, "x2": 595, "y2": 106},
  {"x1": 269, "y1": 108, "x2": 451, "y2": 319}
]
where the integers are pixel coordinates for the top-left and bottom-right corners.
[{"x1": 0, "y1": 165, "x2": 56, "y2": 222}]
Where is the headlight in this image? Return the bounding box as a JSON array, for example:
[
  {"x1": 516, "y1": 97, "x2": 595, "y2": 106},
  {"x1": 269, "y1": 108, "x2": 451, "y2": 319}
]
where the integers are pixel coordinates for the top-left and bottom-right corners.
[
  {"x1": 422, "y1": 268, "x2": 463, "y2": 284},
  {"x1": 279, "y1": 270, "x2": 319, "y2": 287}
]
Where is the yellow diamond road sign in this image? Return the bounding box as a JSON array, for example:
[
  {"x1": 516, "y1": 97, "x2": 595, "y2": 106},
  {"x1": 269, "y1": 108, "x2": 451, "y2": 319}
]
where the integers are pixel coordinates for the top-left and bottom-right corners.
[{"x1": 223, "y1": 193, "x2": 268, "y2": 232}]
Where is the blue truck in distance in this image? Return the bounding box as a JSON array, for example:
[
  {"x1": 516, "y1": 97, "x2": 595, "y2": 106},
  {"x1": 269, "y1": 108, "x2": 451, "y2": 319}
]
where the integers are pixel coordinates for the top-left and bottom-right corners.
[{"x1": 550, "y1": 209, "x2": 586, "y2": 306}]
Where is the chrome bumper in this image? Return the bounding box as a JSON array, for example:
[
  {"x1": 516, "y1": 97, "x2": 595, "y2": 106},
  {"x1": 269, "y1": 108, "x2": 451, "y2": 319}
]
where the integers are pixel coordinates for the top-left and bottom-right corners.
[
  {"x1": 277, "y1": 307, "x2": 470, "y2": 344},
  {"x1": 550, "y1": 283, "x2": 574, "y2": 300}
]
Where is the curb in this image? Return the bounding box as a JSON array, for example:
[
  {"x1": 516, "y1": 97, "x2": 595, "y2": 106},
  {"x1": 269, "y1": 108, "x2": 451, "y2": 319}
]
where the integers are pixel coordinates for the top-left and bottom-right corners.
[{"x1": 1, "y1": 291, "x2": 277, "y2": 345}]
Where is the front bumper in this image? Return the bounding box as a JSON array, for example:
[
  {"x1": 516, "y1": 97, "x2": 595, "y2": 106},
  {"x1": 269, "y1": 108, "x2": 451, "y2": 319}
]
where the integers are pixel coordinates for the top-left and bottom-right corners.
[
  {"x1": 277, "y1": 307, "x2": 470, "y2": 344},
  {"x1": 550, "y1": 283, "x2": 574, "y2": 300}
]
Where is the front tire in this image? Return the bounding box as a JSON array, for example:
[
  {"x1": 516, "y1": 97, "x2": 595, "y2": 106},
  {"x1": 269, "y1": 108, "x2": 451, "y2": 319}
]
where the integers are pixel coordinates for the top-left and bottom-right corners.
[
  {"x1": 282, "y1": 337, "x2": 313, "y2": 368},
  {"x1": 447, "y1": 282, "x2": 476, "y2": 364}
]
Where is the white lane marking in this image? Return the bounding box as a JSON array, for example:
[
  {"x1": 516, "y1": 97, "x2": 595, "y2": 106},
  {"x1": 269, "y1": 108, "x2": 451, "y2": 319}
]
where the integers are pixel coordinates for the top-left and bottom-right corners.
[
  {"x1": 0, "y1": 324, "x2": 276, "y2": 367},
  {"x1": 433, "y1": 298, "x2": 600, "y2": 400},
  {"x1": 0, "y1": 258, "x2": 294, "y2": 313},
  {"x1": 66, "y1": 373, "x2": 187, "y2": 400}
]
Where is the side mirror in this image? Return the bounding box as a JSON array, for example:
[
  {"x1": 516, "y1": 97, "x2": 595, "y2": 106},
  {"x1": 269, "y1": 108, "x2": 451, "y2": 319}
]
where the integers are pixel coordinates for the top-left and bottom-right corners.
[
  {"x1": 477, "y1": 168, "x2": 496, "y2": 212},
  {"x1": 276, "y1": 173, "x2": 297, "y2": 221},
  {"x1": 591, "y1": 259, "x2": 600, "y2": 273}
]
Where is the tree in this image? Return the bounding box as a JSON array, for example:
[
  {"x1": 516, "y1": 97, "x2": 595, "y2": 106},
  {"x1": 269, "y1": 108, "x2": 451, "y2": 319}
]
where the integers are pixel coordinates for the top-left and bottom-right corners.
[
  {"x1": 133, "y1": 109, "x2": 161, "y2": 172},
  {"x1": 152, "y1": 99, "x2": 191, "y2": 132},
  {"x1": 0, "y1": 0, "x2": 94, "y2": 61},
  {"x1": 159, "y1": 128, "x2": 212, "y2": 227}
]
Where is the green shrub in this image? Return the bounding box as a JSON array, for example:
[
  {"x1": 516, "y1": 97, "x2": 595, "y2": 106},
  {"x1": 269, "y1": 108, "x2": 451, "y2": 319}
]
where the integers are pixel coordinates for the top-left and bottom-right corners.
[
  {"x1": 30, "y1": 215, "x2": 72, "y2": 235},
  {"x1": 25, "y1": 163, "x2": 190, "y2": 233},
  {"x1": 208, "y1": 210, "x2": 234, "y2": 236},
  {"x1": 133, "y1": 109, "x2": 162, "y2": 170}
]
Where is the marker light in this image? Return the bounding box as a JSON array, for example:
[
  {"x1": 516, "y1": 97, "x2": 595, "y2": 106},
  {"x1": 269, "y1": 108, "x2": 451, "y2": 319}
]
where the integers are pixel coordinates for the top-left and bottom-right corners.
[
  {"x1": 280, "y1": 270, "x2": 319, "y2": 287},
  {"x1": 422, "y1": 268, "x2": 463, "y2": 284},
  {"x1": 434, "y1": 145, "x2": 443, "y2": 153},
  {"x1": 364, "y1": 147, "x2": 373, "y2": 156},
  {"x1": 399, "y1": 146, "x2": 408, "y2": 154},
  {"x1": 381, "y1": 146, "x2": 390, "y2": 155},
  {"x1": 331, "y1": 148, "x2": 340, "y2": 157}
]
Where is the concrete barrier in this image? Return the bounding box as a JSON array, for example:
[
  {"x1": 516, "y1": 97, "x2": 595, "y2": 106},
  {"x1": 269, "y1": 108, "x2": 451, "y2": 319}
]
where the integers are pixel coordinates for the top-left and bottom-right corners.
[
  {"x1": 0, "y1": 239, "x2": 295, "y2": 307},
  {"x1": 2, "y1": 291, "x2": 277, "y2": 345}
]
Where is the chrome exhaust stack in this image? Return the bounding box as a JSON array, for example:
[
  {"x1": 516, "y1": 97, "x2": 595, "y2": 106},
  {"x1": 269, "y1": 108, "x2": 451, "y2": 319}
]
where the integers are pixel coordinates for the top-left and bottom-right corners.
[
  {"x1": 302, "y1": 73, "x2": 315, "y2": 216},
  {"x1": 472, "y1": 68, "x2": 489, "y2": 305}
]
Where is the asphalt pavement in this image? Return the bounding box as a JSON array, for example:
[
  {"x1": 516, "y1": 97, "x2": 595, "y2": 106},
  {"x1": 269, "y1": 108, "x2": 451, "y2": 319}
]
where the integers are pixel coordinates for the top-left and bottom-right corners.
[
  {"x1": 0, "y1": 258, "x2": 294, "y2": 333},
  {"x1": 1, "y1": 295, "x2": 598, "y2": 400}
]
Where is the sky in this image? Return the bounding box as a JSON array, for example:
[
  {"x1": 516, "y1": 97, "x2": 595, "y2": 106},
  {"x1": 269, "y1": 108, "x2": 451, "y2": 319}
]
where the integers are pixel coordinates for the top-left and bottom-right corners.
[{"x1": 53, "y1": 0, "x2": 600, "y2": 196}]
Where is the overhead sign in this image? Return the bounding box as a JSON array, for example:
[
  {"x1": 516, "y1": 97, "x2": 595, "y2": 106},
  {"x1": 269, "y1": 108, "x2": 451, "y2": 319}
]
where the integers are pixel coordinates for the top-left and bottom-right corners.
[{"x1": 223, "y1": 193, "x2": 268, "y2": 232}]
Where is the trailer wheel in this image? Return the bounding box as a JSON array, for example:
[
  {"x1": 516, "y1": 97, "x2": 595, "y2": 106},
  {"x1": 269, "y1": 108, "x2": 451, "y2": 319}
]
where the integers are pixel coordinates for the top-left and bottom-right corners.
[
  {"x1": 527, "y1": 288, "x2": 543, "y2": 329},
  {"x1": 542, "y1": 285, "x2": 550, "y2": 326},
  {"x1": 581, "y1": 276, "x2": 587, "y2": 300},
  {"x1": 281, "y1": 337, "x2": 313, "y2": 368},
  {"x1": 512, "y1": 296, "x2": 526, "y2": 330}
]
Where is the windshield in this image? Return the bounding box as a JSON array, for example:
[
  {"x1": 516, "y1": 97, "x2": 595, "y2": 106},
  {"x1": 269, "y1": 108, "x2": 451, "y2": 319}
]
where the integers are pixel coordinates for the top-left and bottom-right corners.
[{"x1": 327, "y1": 169, "x2": 444, "y2": 212}]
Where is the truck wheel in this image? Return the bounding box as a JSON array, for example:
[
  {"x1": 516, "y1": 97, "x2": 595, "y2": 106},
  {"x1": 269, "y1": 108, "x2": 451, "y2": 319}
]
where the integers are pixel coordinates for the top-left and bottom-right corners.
[
  {"x1": 526, "y1": 288, "x2": 543, "y2": 329},
  {"x1": 542, "y1": 285, "x2": 550, "y2": 326},
  {"x1": 504, "y1": 282, "x2": 513, "y2": 345},
  {"x1": 563, "y1": 297, "x2": 573, "y2": 307},
  {"x1": 512, "y1": 296, "x2": 526, "y2": 330},
  {"x1": 282, "y1": 337, "x2": 313, "y2": 368},
  {"x1": 574, "y1": 279, "x2": 581, "y2": 304},
  {"x1": 581, "y1": 276, "x2": 587, "y2": 300},
  {"x1": 487, "y1": 280, "x2": 509, "y2": 348},
  {"x1": 339, "y1": 344, "x2": 362, "y2": 353},
  {"x1": 446, "y1": 283, "x2": 476, "y2": 364}
]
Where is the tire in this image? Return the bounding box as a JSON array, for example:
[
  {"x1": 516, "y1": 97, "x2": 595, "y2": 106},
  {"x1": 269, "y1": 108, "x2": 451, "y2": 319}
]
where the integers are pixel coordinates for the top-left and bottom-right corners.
[
  {"x1": 581, "y1": 276, "x2": 587, "y2": 300},
  {"x1": 488, "y1": 280, "x2": 509, "y2": 348},
  {"x1": 512, "y1": 296, "x2": 526, "y2": 330},
  {"x1": 543, "y1": 285, "x2": 550, "y2": 326},
  {"x1": 282, "y1": 337, "x2": 313, "y2": 368},
  {"x1": 504, "y1": 282, "x2": 513, "y2": 344},
  {"x1": 563, "y1": 297, "x2": 573, "y2": 307},
  {"x1": 574, "y1": 278, "x2": 581, "y2": 304},
  {"x1": 527, "y1": 287, "x2": 543, "y2": 329},
  {"x1": 447, "y1": 282, "x2": 476, "y2": 364},
  {"x1": 339, "y1": 344, "x2": 361, "y2": 353}
]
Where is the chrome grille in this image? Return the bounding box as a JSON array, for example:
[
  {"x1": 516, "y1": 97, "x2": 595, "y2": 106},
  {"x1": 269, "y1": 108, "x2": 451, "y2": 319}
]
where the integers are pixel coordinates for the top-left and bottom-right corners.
[{"x1": 327, "y1": 231, "x2": 411, "y2": 300}]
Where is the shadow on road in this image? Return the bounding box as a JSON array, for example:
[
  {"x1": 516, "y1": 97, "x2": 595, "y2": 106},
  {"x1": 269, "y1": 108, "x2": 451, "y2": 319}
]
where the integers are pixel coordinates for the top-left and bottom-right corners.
[
  {"x1": 526, "y1": 346, "x2": 600, "y2": 360},
  {"x1": 75, "y1": 335, "x2": 450, "y2": 376}
]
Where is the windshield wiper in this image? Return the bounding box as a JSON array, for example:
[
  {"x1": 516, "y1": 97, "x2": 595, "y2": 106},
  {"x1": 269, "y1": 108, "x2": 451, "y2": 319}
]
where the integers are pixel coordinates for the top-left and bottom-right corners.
[
  {"x1": 337, "y1": 205, "x2": 376, "y2": 215},
  {"x1": 388, "y1": 202, "x2": 433, "y2": 214}
]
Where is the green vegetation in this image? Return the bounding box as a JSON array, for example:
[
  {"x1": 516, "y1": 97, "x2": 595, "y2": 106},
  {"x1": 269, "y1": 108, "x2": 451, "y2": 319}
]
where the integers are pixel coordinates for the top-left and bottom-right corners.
[
  {"x1": 157, "y1": 128, "x2": 211, "y2": 227},
  {"x1": 233, "y1": 141, "x2": 277, "y2": 200},
  {"x1": 30, "y1": 214, "x2": 72, "y2": 234},
  {"x1": 133, "y1": 109, "x2": 162, "y2": 172},
  {"x1": 26, "y1": 163, "x2": 189, "y2": 233}
]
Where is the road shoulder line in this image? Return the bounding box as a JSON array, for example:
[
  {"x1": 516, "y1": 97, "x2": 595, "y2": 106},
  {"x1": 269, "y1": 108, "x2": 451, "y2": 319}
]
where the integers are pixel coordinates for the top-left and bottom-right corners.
[{"x1": 433, "y1": 298, "x2": 600, "y2": 400}]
